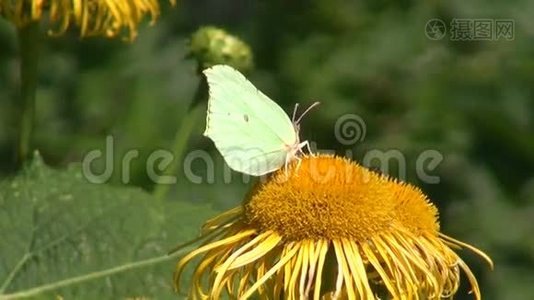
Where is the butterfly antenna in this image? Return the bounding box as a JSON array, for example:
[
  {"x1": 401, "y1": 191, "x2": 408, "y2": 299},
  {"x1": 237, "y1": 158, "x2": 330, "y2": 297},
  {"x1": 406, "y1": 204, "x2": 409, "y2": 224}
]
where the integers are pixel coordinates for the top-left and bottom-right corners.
[
  {"x1": 296, "y1": 101, "x2": 320, "y2": 124},
  {"x1": 292, "y1": 103, "x2": 300, "y2": 123}
]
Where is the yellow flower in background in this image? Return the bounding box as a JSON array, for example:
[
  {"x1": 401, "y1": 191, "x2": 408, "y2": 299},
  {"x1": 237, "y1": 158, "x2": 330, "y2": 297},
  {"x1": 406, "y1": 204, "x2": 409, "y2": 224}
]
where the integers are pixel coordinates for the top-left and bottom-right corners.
[
  {"x1": 174, "y1": 155, "x2": 493, "y2": 299},
  {"x1": 0, "y1": 0, "x2": 175, "y2": 40}
]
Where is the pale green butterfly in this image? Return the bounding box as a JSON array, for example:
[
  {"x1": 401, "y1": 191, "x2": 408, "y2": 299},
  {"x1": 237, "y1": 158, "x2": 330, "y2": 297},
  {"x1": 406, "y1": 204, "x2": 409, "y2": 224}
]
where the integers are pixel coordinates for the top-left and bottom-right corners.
[{"x1": 203, "y1": 64, "x2": 318, "y2": 176}]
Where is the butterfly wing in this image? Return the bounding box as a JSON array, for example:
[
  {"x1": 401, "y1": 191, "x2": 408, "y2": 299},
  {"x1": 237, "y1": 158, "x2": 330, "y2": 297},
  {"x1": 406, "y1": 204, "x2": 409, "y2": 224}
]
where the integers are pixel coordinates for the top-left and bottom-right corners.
[{"x1": 203, "y1": 65, "x2": 297, "y2": 176}]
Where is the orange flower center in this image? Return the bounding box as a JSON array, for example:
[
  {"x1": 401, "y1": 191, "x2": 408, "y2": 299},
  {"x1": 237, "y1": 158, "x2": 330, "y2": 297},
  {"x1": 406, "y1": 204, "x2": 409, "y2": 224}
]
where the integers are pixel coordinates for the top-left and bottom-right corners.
[{"x1": 245, "y1": 155, "x2": 439, "y2": 241}]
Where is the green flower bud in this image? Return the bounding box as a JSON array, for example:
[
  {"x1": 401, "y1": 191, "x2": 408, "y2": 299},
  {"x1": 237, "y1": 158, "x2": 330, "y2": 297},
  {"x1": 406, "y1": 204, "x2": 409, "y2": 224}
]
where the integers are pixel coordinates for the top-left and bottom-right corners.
[{"x1": 189, "y1": 26, "x2": 254, "y2": 73}]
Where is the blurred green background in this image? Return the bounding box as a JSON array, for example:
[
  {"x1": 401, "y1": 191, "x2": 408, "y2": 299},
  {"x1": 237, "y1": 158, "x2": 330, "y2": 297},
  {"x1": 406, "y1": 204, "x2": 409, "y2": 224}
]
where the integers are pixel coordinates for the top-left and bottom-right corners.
[{"x1": 1, "y1": 0, "x2": 533, "y2": 299}]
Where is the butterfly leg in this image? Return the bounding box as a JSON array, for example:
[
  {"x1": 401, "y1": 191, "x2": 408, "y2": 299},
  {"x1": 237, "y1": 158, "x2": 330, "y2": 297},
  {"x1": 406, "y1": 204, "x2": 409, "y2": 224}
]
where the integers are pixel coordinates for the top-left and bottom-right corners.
[
  {"x1": 305, "y1": 141, "x2": 315, "y2": 156},
  {"x1": 298, "y1": 140, "x2": 315, "y2": 156},
  {"x1": 284, "y1": 151, "x2": 302, "y2": 178},
  {"x1": 295, "y1": 155, "x2": 302, "y2": 173},
  {"x1": 284, "y1": 153, "x2": 290, "y2": 178}
]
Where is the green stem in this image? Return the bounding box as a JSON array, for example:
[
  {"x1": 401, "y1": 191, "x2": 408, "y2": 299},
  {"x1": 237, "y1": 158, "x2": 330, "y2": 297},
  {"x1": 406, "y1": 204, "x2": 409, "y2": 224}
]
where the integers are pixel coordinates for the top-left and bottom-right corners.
[
  {"x1": 0, "y1": 254, "x2": 30, "y2": 294},
  {"x1": 153, "y1": 77, "x2": 208, "y2": 200},
  {"x1": 0, "y1": 247, "x2": 192, "y2": 300},
  {"x1": 16, "y1": 21, "x2": 41, "y2": 164}
]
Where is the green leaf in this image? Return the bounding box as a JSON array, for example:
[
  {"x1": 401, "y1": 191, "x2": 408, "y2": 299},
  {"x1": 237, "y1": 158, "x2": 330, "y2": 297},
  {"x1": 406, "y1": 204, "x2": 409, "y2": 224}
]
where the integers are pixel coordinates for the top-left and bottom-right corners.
[{"x1": 0, "y1": 153, "x2": 216, "y2": 299}]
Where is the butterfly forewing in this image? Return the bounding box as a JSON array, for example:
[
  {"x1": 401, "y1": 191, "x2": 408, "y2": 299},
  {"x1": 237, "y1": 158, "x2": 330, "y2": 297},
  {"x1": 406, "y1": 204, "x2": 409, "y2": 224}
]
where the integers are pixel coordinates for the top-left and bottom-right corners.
[{"x1": 203, "y1": 65, "x2": 297, "y2": 175}]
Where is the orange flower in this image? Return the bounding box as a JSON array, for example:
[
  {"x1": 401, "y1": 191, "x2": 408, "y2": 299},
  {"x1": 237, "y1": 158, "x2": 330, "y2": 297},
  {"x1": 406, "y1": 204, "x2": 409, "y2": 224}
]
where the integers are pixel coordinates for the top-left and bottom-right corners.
[{"x1": 174, "y1": 155, "x2": 493, "y2": 299}]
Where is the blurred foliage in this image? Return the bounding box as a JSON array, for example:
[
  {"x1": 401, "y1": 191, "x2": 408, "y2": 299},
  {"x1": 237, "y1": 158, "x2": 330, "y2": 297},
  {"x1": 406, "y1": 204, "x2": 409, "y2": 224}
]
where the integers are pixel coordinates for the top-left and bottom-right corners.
[
  {"x1": 0, "y1": 0, "x2": 533, "y2": 299},
  {"x1": 0, "y1": 152, "x2": 215, "y2": 299}
]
